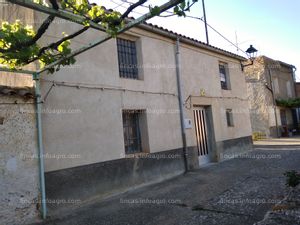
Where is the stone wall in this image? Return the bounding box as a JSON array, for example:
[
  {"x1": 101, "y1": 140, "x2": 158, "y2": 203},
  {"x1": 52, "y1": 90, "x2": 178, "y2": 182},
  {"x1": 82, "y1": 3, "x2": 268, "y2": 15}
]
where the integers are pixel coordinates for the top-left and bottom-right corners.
[
  {"x1": 245, "y1": 56, "x2": 296, "y2": 137},
  {"x1": 255, "y1": 185, "x2": 300, "y2": 225},
  {"x1": 0, "y1": 94, "x2": 39, "y2": 225},
  {"x1": 245, "y1": 57, "x2": 272, "y2": 137}
]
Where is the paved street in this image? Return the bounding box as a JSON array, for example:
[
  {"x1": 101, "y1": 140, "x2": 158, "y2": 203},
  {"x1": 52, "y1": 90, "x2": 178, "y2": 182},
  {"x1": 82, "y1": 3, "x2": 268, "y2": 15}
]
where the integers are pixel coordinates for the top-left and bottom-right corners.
[{"x1": 33, "y1": 147, "x2": 300, "y2": 225}]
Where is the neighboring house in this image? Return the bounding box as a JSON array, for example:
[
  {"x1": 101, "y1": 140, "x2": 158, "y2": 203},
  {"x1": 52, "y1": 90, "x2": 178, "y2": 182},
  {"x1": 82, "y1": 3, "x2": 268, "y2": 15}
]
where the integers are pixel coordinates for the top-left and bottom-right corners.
[
  {"x1": 295, "y1": 82, "x2": 300, "y2": 124},
  {"x1": 1, "y1": 3, "x2": 253, "y2": 222},
  {"x1": 244, "y1": 56, "x2": 297, "y2": 138}
]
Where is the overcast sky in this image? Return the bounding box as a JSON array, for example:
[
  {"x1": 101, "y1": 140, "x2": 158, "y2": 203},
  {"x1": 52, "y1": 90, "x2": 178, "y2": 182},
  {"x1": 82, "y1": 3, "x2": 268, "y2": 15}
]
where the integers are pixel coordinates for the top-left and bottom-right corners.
[{"x1": 95, "y1": 0, "x2": 300, "y2": 80}]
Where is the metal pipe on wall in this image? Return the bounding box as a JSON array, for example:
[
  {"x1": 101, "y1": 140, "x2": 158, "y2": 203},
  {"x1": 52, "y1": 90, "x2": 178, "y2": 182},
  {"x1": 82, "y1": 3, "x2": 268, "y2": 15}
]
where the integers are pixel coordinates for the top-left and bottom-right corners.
[
  {"x1": 268, "y1": 69, "x2": 280, "y2": 138},
  {"x1": 33, "y1": 72, "x2": 47, "y2": 219},
  {"x1": 0, "y1": 67, "x2": 47, "y2": 218},
  {"x1": 292, "y1": 65, "x2": 297, "y2": 96},
  {"x1": 175, "y1": 37, "x2": 188, "y2": 172},
  {"x1": 291, "y1": 65, "x2": 298, "y2": 129}
]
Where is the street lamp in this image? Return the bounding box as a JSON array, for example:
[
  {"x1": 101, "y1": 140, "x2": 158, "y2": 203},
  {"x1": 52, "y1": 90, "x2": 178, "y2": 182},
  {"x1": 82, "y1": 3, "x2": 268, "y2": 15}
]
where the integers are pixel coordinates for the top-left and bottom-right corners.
[
  {"x1": 246, "y1": 45, "x2": 258, "y2": 60},
  {"x1": 241, "y1": 45, "x2": 258, "y2": 71}
]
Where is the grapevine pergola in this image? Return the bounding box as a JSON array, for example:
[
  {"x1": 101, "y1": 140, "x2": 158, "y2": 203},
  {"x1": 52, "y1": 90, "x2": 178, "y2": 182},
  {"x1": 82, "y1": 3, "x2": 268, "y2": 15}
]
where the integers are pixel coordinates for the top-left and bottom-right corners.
[
  {"x1": 1, "y1": 0, "x2": 196, "y2": 74},
  {"x1": 0, "y1": 0, "x2": 197, "y2": 220}
]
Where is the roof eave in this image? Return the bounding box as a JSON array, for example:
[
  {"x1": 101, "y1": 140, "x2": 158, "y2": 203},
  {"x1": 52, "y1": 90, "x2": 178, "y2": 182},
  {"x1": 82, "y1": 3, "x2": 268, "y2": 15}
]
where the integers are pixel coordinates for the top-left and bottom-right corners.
[{"x1": 138, "y1": 23, "x2": 246, "y2": 61}]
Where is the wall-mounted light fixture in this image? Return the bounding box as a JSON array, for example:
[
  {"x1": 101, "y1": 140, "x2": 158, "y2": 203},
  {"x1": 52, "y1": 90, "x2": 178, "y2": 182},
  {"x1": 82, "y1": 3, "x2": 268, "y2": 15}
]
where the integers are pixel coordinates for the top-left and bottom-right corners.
[{"x1": 241, "y1": 45, "x2": 258, "y2": 71}]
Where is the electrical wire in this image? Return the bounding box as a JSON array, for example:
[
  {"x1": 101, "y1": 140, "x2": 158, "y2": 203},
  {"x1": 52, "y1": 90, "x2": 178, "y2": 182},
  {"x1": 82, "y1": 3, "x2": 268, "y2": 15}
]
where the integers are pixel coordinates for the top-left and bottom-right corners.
[
  {"x1": 42, "y1": 82, "x2": 55, "y2": 102},
  {"x1": 39, "y1": 77, "x2": 249, "y2": 102},
  {"x1": 111, "y1": 0, "x2": 248, "y2": 56},
  {"x1": 120, "y1": 0, "x2": 174, "y2": 15},
  {"x1": 190, "y1": 95, "x2": 248, "y2": 101},
  {"x1": 112, "y1": 0, "x2": 126, "y2": 10},
  {"x1": 40, "y1": 78, "x2": 178, "y2": 97},
  {"x1": 111, "y1": 0, "x2": 144, "y2": 15}
]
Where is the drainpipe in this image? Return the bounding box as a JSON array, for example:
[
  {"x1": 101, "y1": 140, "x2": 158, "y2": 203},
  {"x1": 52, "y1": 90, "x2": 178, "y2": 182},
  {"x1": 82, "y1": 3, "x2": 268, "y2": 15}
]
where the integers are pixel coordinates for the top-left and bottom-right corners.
[
  {"x1": 33, "y1": 72, "x2": 47, "y2": 219},
  {"x1": 292, "y1": 65, "x2": 297, "y2": 97},
  {"x1": 267, "y1": 69, "x2": 280, "y2": 138},
  {"x1": 175, "y1": 37, "x2": 188, "y2": 172},
  {"x1": 291, "y1": 66, "x2": 298, "y2": 128}
]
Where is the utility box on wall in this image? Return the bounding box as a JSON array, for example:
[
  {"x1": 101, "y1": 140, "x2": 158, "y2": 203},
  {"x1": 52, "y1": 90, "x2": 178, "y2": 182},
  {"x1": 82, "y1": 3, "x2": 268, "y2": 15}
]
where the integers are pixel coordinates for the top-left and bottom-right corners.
[{"x1": 184, "y1": 118, "x2": 192, "y2": 129}]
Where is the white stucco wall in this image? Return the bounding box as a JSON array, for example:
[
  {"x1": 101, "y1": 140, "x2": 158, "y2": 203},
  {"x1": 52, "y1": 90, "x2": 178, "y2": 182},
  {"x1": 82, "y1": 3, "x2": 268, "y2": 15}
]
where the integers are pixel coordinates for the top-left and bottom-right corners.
[
  {"x1": 30, "y1": 12, "x2": 252, "y2": 171},
  {"x1": 179, "y1": 44, "x2": 251, "y2": 144},
  {"x1": 38, "y1": 19, "x2": 183, "y2": 171}
]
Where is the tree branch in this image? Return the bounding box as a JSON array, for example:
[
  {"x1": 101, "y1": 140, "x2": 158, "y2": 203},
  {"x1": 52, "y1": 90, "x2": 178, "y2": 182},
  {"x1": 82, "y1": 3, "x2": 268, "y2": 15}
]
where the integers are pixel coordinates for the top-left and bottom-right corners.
[
  {"x1": 22, "y1": 15, "x2": 55, "y2": 48},
  {"x1": 0, "y1": 0, "x2": 59, "y2": 53},
  {"x1": 49, "y1": 0, "x2": 59, "y2": 10},
  {"x1": 24, "y1": 15, "x2": 106, "y2": 64},
  {"x1": 120, "y1": 0, "x2": 147, "y2": 20},
  {"x1": 0, "y1": 15, "x2": 55, "y2": 53},
  {"x1": 1, "y1": 0, "x2": 145, "y2": 54},
  {"x1": 27, "y1": 26, "x2": 89, "y2": 64}
]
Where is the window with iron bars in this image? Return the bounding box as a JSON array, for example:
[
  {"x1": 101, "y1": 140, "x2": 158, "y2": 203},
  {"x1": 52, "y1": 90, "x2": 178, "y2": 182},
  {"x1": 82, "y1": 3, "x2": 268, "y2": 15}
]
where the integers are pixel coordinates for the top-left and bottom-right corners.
[
  {"x1": 122, "y1": 110, "x2": 142, "y2": 154},
  {"x1": 226, "y1": 109, "x2": 234, "y2": 127},
  {"x1": 219, "y1": 62, "x2": 230, "y2": 90},
  {"x1": 117, "y1": 38, "x2": 138, "y2": 79}
]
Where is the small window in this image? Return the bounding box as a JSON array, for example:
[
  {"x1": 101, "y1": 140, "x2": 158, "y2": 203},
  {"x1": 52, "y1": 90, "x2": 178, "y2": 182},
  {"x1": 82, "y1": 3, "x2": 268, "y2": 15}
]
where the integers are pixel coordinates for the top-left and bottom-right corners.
[
  {"x1": 226, "y1": 109, "x2": 234, "y2": 127},
  {"x1": 273, "y1": 78, "x2": 279, "y2": 94},
  {"x1": 122, "y1": 110, "x2": 142, "y2": 154},
  {"x1": 286, "y1": 80, "x2": 292, "y2": 97},
  {"x1": 117, "y1": 38, "x2": 138, "y2": 79},
  {"x1": 280, "y1": 109, "x2": 287, "y2": 126},
  {"x1": 219, "y1": 62, "x2": 230, "y2": 90}
]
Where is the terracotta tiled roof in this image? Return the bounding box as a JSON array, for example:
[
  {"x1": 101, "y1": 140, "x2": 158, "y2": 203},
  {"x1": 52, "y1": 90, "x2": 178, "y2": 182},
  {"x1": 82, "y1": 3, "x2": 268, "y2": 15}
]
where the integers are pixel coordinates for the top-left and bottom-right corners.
[
  {"x1": 259, "y1": 55, "x2": 295, "y2": 69},
  {"x1": 139, "y1": 22, "x2": 246, "y2": 61},
  {"x1": 0, "y1": 85, "x2": 34, "y2": 98}
]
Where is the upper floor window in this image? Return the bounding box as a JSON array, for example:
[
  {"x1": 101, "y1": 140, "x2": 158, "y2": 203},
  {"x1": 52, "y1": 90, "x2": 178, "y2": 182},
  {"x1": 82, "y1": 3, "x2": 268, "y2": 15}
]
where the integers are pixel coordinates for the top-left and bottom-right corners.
[
  {"x1": 117, "y1": 38, "x2": 138, "y2": 79},
  {"x1": 286, "y1": 80, "x2": 292, "y2": 97},
  {"x1": 273, "y1": 77, "x2": 279, "y2": 94},
  {"x1": 219, "y1": 62, "x2": 230, "y2": 90}
]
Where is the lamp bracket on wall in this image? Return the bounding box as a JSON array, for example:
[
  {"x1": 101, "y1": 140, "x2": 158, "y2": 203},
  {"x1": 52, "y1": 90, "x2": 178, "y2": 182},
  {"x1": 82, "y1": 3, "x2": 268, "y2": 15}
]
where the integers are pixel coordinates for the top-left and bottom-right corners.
[{"x1": 241, "y1": 45, "x2": 258, "y2": 71}]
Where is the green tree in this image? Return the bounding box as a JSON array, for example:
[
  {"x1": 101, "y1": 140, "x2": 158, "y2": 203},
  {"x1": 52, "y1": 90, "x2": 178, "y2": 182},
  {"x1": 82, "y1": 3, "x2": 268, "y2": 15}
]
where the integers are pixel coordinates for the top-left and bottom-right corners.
[{"x1": 0, "y1": 0, "x2": 197, "y2": 73}]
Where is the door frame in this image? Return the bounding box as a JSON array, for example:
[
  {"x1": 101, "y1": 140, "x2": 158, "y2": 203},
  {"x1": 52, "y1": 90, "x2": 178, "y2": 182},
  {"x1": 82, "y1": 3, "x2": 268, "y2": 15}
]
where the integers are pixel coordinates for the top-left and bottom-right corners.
[{"x1": 192, "y1": 105, "x2": 216, "y2": 165}]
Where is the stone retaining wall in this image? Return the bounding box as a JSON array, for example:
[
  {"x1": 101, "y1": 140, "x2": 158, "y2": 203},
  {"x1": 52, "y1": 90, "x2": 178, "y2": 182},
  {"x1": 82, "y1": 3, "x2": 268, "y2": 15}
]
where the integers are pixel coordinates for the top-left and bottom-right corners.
[{"x1": 0, "y1": 95, "x2": 39, "y2": 225}]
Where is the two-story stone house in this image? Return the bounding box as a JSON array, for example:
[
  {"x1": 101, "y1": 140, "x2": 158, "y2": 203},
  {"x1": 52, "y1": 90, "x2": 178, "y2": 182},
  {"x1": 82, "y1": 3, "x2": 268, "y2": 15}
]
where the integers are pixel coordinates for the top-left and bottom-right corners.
[{"x1": 244, "y1": 56, "x2": 297, "y2": 138}]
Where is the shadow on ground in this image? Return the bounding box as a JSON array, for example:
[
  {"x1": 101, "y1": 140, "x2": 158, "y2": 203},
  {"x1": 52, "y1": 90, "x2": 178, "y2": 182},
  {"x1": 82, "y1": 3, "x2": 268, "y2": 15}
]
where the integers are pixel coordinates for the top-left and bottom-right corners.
[{"x1": 32, "y1": 149, "x2": 300, "y2": 225}]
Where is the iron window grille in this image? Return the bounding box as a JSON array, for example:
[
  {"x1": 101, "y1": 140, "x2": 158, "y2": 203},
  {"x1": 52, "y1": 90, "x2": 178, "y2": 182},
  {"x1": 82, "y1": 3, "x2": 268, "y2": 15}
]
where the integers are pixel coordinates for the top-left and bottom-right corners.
[
  {"x1": 117, "y1": 38, "x2": 138, "y2": 79},
  {"x1": 122, "y1": 110, "x2": 142, "y2": 154},
  {"x1": 219, "y1": 63, "x2": 229, "y2": 90},
  {"x1": 226, "y1": 109, "x2": 234, "y2": 127}
]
